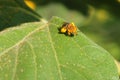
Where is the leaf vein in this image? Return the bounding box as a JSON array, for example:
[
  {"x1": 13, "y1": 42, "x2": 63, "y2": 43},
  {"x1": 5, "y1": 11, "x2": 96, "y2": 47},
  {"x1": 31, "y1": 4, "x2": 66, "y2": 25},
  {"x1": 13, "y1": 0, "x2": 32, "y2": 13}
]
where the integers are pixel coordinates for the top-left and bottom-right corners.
[
  {"x1": 27, "y1": 41, "x2": 37, "y2": 80},
  {"x1": 47, "y1": 25, "x2": 63, "y2": 80},
  {"x1": 0, "y1": 24, "x2": 47, "y2": 56},
  {"x1": 11, "y1": 45, "x2": 19, "y2": 80}
]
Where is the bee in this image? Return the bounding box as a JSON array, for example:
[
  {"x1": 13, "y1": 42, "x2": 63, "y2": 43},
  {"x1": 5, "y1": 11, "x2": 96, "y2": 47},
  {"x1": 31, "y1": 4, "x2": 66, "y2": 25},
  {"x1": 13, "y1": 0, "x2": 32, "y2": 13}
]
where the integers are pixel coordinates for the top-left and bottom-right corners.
[{"x1": 59, "y1": 22, "x2": 77, "y2": 36}]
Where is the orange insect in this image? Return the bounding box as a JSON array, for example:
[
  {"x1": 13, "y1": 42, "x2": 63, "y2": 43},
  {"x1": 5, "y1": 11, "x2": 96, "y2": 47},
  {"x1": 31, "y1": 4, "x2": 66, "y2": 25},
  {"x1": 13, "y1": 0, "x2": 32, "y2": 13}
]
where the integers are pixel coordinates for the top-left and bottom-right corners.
[{"x1": 60, "y1": 22, "x2": 77, "y2": 36}]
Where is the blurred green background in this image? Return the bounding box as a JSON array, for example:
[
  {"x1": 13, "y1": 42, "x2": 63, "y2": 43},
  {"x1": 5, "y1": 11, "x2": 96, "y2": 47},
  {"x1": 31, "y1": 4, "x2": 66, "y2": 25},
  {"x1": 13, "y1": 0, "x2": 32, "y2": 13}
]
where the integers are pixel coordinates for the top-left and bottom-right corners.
[{"x1": 25, "y1": 0, "x2": 120, "y2": 61}]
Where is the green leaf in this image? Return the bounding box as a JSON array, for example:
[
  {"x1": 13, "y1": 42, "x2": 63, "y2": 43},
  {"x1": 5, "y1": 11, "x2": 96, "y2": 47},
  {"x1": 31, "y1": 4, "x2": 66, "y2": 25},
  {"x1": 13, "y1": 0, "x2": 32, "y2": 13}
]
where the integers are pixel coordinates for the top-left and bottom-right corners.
[{"x1": 0, "y1": 16, "x2": 119, "y2": 80}]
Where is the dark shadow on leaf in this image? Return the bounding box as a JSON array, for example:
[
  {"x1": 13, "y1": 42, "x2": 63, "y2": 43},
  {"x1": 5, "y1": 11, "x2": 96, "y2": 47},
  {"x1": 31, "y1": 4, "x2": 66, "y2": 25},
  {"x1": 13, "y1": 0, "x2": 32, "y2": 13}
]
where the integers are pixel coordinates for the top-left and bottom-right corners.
[
  {"x1": 0, "y1": 0, "x2": 40, "y2": 31},
  {"x1": 15, "y1": 0, "x2": 41, "y2": 17}
]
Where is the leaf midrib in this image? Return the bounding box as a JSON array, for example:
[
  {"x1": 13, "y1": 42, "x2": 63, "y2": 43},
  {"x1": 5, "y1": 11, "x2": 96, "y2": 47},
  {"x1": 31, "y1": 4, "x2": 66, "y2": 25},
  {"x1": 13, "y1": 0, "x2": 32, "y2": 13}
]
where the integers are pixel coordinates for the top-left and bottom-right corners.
[{"x1": 47, "y1": 24, "x2": 63, "y2": 80}]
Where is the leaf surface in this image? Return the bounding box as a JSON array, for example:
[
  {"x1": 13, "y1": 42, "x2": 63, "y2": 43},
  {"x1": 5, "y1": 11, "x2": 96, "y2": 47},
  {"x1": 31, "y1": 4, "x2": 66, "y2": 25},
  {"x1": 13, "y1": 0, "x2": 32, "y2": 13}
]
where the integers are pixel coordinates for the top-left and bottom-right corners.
[{"x1": 0, "y1": 17, "x2": 119, "y2": 80}]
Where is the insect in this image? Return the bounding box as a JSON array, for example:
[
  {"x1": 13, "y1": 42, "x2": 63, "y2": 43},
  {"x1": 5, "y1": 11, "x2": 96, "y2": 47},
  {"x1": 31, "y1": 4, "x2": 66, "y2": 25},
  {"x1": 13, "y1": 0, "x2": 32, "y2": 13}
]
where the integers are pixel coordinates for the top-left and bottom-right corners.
[{"x1": 59, "y1": 22, "x2": 77, "y2": 36}]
